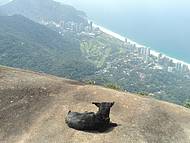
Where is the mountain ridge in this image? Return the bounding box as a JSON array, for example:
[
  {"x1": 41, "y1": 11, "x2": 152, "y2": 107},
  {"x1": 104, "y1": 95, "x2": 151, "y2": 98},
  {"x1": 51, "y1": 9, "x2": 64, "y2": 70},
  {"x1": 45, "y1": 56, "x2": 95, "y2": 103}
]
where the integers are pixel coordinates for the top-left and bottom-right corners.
[{"x1": 0, "y1": 0, "x2": 87, "y2": 23}]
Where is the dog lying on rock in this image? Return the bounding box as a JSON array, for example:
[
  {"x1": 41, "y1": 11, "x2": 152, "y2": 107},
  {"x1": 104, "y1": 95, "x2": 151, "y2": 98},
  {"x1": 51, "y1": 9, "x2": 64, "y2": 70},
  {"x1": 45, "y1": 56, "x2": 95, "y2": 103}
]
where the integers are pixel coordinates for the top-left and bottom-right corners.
[{"x1": 65, "y1": 102, "x2": 117, "y2": 131}]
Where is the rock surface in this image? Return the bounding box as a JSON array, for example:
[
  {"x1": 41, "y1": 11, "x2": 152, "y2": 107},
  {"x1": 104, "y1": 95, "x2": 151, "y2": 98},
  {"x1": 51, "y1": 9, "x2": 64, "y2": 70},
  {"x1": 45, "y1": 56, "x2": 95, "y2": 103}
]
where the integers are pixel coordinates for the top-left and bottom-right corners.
[{"x1": 0, "y1": 66, "x2": 190, "y2": 143}]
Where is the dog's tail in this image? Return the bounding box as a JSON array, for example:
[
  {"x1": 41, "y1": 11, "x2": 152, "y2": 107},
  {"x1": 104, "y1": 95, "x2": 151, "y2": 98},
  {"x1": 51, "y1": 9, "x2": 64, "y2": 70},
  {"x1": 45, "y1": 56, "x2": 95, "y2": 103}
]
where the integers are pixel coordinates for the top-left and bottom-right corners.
[{"x1": 110, "y1": 122, "x2": 118, "y2": 127}]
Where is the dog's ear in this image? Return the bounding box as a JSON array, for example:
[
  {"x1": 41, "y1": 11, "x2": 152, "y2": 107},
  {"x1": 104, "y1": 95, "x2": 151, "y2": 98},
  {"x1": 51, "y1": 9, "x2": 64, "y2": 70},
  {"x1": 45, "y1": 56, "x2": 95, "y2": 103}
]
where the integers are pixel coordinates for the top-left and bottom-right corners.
[
  {"x1": 110, "y1": 102, "x2": 115, "y2": 107},
  {"x1": 92, "y1": 102, "x2": 101, "y2": 107}
]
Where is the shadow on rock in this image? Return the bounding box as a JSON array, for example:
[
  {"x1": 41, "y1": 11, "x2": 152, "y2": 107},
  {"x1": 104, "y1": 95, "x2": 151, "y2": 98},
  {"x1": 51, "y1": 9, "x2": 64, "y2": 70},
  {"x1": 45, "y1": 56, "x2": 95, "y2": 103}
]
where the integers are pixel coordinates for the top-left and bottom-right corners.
[{"x1": 83, "y1": 122, "x2": 120, "y2": 133}]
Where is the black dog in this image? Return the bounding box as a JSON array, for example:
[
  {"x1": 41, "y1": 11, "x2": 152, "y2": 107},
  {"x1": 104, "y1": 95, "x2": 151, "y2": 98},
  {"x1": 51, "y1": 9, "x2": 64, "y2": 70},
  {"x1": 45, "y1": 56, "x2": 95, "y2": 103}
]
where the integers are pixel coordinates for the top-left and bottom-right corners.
[{"x1": 65, "y1": 102, "x2": 117, "y2": 131}]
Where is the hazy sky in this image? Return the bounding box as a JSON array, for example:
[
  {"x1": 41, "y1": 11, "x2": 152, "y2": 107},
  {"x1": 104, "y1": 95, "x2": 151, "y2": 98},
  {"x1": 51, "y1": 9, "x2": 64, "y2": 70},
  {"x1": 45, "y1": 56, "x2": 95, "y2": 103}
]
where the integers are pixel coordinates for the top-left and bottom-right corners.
[{"x1": 55, "y1": 0, "x2": 190, "y2": 14}]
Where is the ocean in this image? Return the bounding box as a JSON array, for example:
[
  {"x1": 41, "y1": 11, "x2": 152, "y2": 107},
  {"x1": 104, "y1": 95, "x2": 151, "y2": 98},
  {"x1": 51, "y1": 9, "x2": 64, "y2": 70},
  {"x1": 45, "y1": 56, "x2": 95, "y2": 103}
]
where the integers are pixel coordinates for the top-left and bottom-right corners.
[{"x1": 59, "y1": 0, "x2": 190, "y2": 64}]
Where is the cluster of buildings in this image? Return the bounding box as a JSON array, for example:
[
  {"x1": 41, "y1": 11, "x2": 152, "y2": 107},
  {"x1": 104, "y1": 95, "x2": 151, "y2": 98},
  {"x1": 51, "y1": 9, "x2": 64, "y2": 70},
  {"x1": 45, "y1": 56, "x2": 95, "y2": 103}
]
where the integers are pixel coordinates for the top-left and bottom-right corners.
[
  {"x1": 61, "y1": 21, "x2": 93, "y2": 33},
  {"x1": 40, "y1": 19, "x2": 94, "y2": 33},
  {"x1": 174, "y1": 62, "x2": 189, "y2": 73},
  {"x1": 124, "y1": 39, "x2": 151, "y2": 62},
  {"x1": 123, "y1": 38, "x2": 190, "y2": 74},
  {"x1": 155, "y1": 53, "x2": 190, "y2": 73}
]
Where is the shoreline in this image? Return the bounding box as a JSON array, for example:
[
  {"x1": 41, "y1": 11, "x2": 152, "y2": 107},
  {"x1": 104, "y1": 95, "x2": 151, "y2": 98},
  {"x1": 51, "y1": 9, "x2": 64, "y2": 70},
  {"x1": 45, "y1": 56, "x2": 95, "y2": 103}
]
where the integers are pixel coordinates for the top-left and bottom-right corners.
[{"x1": 93, "y1": 23, "x2": 190, "y2": 69}]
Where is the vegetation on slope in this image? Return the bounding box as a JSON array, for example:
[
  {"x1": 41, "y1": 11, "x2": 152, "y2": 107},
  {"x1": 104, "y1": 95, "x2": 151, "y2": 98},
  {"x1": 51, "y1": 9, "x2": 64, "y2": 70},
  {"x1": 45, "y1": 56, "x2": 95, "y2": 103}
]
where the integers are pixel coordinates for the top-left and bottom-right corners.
[
  {"x1": 0, "y1": 15, "x2": 96, "y2": 79},
  {"x1": 184, "y1": 101, "x2": 190, "y2": 108}
]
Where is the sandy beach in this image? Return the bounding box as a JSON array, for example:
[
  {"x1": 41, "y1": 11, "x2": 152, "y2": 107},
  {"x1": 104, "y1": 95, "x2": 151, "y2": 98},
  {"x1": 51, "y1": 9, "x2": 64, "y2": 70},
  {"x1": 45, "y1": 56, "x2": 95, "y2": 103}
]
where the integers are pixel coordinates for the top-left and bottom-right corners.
[{"x1": 93, "y1": 23, "x2": 190, "y2": 69}]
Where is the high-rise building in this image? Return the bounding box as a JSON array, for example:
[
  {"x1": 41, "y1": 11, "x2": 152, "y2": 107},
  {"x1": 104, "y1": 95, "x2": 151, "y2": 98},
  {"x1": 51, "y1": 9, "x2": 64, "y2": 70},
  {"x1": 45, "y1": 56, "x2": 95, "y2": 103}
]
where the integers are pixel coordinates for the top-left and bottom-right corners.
[
  {"x1": 158, "y1": 53, "x2": 162, "y2": 58},
  {"x1": 182, "y1": 64, "x2": 189, "y2": 73},
  {"x1": 79, "y1": 23, "x2": 85, "y2": 32},
  {"x1": 89, "y1": 21, "x2": 93, "y2": 32},
  {"x1": 176, "y1": 63, "x2": 182, "y2": 72},
  {"x1": 137, "y1": 47, "x2": 150, "y2": 56},
  {"x1": 125, "y1": 38, "x2": 128, "y2": 43},
  {"x1": 146, "y1": 48, "x2": 150, "y2": 57}
]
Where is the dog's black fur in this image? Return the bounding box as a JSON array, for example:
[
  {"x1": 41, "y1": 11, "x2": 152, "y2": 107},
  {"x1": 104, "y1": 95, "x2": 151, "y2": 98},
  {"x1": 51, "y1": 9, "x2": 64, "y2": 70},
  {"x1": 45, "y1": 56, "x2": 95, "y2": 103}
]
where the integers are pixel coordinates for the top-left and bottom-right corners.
[{"x1": 65, "y1": 102, "x2": 116, "y2": 131}]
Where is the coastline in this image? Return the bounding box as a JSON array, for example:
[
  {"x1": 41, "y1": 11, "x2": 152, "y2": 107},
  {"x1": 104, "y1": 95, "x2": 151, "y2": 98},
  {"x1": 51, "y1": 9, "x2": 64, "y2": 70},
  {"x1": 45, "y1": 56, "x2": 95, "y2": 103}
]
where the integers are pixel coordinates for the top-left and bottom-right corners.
[{"x1": 93, "y1": 23, "x2": 190, "y2": 69}]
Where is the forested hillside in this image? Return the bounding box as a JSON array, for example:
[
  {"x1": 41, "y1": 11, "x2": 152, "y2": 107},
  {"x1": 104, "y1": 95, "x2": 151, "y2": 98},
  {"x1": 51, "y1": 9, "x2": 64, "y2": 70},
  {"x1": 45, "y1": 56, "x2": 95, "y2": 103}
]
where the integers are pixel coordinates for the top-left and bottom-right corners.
[{"x1": 0, "y1": 15, "x2": 96, "y2": 79}]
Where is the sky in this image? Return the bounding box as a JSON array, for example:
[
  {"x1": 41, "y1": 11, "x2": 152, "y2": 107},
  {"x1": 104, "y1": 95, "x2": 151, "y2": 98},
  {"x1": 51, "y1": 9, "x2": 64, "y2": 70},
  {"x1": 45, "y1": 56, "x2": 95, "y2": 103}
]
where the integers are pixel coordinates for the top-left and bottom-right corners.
[{"x1": 55, "y1": 0, "x2": 190, "y2": 15}]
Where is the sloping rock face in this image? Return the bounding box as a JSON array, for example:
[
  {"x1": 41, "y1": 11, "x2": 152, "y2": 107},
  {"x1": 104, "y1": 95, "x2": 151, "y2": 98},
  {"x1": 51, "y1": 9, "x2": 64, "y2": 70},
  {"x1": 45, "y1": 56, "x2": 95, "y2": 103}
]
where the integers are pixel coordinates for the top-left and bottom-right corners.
[{"x1": 0, "y1": 66, "x2": 190, "y2": 143}]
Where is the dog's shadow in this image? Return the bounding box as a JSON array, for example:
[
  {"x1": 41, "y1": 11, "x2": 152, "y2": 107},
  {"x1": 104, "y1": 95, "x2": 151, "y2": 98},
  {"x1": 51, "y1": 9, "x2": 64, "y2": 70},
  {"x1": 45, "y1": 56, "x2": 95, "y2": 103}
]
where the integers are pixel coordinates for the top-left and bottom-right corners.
[{"x1": 82, "y1": 122, "x2": 121, "y2": 134}]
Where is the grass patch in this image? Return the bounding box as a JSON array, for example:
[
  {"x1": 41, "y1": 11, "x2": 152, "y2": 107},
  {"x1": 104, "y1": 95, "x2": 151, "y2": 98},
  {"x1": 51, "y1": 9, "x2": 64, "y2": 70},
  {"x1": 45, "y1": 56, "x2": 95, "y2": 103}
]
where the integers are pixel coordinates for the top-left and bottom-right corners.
[
  {"x1": 84, "y1": 80, "x2": 96, "y2": 85},
  {"x1": 105, "y1": 83, "x2": 122, "y2": 91},
  {"x1": 184, "y1": 101, "x2": 190, "y2": 108},
  {"x1": 137, "y1": 92, "x2": 150, "y2": 97}
]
